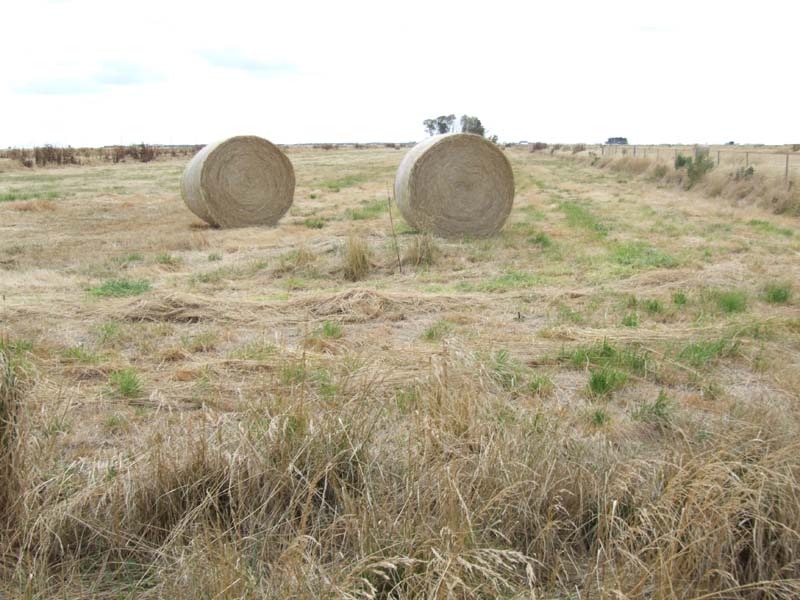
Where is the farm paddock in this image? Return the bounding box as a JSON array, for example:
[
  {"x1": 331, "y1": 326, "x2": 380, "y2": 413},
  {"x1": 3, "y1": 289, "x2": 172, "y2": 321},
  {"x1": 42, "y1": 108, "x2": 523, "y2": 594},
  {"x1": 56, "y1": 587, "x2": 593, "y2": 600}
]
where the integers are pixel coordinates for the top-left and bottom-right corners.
[{"x1": 1, "y1": 146, "x2": 800, "y2": 598}]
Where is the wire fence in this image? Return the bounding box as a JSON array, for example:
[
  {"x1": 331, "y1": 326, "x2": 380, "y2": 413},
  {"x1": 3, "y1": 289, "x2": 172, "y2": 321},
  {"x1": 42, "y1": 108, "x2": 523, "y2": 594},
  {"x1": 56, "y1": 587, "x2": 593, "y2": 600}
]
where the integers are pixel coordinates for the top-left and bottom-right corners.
[{"x1": 587, "y1": 144, "x2": 799, "y2": 181}]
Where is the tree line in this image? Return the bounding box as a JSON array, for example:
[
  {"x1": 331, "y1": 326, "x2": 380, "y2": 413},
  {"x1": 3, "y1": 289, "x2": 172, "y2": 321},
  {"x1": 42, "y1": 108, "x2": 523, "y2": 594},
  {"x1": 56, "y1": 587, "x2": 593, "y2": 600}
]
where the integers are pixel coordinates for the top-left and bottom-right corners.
[{"x1": 422, "y1": 114, "x2": 498, "y2": 143}]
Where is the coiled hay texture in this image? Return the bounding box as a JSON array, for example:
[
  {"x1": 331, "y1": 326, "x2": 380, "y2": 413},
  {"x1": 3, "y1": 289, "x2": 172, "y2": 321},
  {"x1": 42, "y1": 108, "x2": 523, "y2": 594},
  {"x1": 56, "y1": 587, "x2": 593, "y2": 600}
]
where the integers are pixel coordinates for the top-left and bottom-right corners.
[
  {"x1": 394, "y1": 133, "x2": 514, "y2": 237},
  {"x1": 181, "y1": 135, "x2": 295, "y2": 228}
]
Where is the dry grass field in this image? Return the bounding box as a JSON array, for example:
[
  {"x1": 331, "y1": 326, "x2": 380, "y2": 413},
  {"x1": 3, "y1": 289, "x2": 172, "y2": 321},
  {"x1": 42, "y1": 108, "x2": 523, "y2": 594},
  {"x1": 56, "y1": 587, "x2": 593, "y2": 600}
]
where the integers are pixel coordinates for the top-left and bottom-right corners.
[{"x1": 1, "y1": 146, "x2": 800, "y2": 598}]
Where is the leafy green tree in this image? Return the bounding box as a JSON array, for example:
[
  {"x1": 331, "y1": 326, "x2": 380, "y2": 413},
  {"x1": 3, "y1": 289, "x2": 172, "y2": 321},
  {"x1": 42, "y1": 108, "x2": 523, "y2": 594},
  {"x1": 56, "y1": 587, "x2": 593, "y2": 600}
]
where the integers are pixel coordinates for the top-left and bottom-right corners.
[
  {"x1": 460, "y1": 115, "x2": 485, "y2": 136},
  {"x1": 423, "y1": 114, "x2": 456, "y2": 136}
]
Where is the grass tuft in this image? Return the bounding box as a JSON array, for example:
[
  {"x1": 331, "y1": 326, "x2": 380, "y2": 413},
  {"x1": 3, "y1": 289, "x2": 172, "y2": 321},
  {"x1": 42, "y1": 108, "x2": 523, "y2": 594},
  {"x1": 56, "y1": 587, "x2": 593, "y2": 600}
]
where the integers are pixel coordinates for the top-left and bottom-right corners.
[
  {"x1": 422, "y1": 320, "x2": 453, "y2": 342},
  {"x1": 763, "y1": 282, "x2": 792, "y2": 304},
  {"x1": 303, "y1": 217, "x2": 326, "y2": 229},
  {"x1": 403, "y1": 232, "x2": 439, "y2": 267},
  {"x1": 711, "y1": 289, "x2": 748, "y2": 314},
  {"x1": 588, "y1": 367, "x2": 628, "y2": 397},
  {"x1": 528, "y1": 374, "x2": 555, "y2": 397},
  {"x1": 490, "y1": 349, "x2": 527, "y2": 390},
  {"x1": 632, "y1": 390, "x2": 673, "y2": 426},
  {"x1": 109, "y1": 368, "x2": 142, "y2": 398},
  {"x1": 315, "y1": 321, "x2": 343, "y2": 340},
  {"x1": 342, "y1": 235, "x2": 371, "y2": 281},
  {"x1": 622, "y1": 312, "x2": 639, "y2": 327}
]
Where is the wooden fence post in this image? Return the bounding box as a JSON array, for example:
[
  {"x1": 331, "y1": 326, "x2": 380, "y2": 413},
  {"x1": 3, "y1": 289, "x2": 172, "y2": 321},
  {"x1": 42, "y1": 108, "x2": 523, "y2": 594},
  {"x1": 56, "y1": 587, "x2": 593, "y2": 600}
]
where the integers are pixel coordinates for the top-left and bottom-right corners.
[
  {"x1": 717, "y1": 150, "x2": 720, "y2": 165},
  {"x1": 746, "y1": 152, "x2": 749, "y2": 167},
  {"x1": 787, "y1": 154, "x2": 790, "y2": 183}
]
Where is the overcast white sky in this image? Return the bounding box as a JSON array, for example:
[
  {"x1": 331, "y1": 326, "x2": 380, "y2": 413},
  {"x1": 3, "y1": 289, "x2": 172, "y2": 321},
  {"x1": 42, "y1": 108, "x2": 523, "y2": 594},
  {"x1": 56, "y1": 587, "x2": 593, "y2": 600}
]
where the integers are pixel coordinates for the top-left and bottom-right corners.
[{"x1": 2, "y1": 0, "x2": 797, "y2": 147}]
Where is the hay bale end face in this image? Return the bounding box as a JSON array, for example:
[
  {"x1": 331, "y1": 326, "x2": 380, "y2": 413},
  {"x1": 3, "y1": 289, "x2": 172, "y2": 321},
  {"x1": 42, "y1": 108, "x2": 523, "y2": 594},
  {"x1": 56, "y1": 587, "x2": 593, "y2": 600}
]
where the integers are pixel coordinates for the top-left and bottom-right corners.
[
  {"x1": 180, "y1": 135, "x2": 295, "y2": 228},
  {"x1": 394, "y1": 133, "x2": 514, "y2": 237}
]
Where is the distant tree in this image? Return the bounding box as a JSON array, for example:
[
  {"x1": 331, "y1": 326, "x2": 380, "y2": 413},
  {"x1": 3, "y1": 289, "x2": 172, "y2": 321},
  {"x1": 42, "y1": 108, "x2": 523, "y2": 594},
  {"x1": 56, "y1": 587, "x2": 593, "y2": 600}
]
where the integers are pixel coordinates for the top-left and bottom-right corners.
[
  {"x1": 460, "y1": 115, "x2": 485, "y2": 136},
  {"x1": 606, "y1": 137, "x2": 628, "y2": 145},
  {"x1": 423, "y1": 114, "x2": 456, "y2": 136}
]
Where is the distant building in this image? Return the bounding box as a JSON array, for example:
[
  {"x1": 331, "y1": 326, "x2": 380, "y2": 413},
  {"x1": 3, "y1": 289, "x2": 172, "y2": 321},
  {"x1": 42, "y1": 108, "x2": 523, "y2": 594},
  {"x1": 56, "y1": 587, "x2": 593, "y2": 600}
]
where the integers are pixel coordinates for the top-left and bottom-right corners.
[{"x1": 606, "y1": 137, "x2": 628, "y2": 145}]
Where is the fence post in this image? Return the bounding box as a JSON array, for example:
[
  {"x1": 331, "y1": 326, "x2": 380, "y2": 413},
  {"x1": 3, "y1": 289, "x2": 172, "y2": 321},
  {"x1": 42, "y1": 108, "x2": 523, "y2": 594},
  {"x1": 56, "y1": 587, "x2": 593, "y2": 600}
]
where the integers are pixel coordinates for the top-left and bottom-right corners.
[
  {"x1": 717, "y1": 150, "x2": 720, "y2": 166},
  {"x1": 746, "y1": 152, "x2": 749, "y2": 167},
  {"x1": 633, "y1": 146, "x2": 637, "y2": 157},
  {"x1": 787, "y1": 154, "x2": 790, "y2": 183},
  {"x1": 601, "y1": 145, "x2": 604, "y2": 156}
]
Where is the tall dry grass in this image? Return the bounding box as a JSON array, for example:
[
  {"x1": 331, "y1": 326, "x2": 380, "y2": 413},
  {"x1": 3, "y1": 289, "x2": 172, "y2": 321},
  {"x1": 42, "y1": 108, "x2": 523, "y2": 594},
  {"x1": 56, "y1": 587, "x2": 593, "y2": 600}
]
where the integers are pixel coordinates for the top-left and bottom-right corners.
[
  {"x1": 0, "y1": 339, "x2": 23, "y2": 533},
  {"x1": 586, "y1": 154, "x2": 800, "y2": 215},
  {"x1": 2, "y1": 348, "x2": 800, "y2": 598}
]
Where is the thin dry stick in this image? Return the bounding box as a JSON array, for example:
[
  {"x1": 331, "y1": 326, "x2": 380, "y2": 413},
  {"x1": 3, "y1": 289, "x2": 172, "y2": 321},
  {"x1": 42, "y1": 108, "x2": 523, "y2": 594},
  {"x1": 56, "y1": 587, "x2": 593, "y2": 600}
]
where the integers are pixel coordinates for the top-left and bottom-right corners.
[{"x1": 386, "y1": 184, "x2": 403, "y2": 274}]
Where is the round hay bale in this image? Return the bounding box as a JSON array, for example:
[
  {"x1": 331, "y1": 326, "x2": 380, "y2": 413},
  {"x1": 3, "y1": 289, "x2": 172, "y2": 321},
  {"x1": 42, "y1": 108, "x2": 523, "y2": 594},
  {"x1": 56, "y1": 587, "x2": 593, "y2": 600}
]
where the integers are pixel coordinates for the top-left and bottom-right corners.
[
  {"x1": 180, "y1": 135, "x2": 294, "y2": 228},
  {"x1": 394, "y1": 133, "x2": 514, "y2": 237}
]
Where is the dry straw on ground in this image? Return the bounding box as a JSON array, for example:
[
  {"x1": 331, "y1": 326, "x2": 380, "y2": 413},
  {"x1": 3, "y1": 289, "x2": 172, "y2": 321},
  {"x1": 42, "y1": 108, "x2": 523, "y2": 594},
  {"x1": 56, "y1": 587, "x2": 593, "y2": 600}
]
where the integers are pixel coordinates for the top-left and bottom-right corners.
[
  {"x1": 180, "y1": 135, "x2": 295, "y2": 228},
  {"x1": 394, "y1": 133, "x2": 515, "y2": 237}
]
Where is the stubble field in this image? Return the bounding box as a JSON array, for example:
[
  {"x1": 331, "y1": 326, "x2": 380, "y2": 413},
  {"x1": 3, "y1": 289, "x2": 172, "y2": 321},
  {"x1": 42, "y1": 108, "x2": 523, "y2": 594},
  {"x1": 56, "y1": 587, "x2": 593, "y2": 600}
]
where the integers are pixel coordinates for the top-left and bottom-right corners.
[{"x1": 1, "y1": 146, "x2": 800, "y2": 598}]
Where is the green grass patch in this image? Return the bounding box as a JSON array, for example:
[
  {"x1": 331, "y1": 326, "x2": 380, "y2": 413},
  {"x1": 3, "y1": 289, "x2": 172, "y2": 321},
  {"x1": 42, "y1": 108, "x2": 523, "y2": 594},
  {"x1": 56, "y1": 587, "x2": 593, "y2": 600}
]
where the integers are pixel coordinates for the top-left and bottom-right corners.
[
  {"x1": 590, "y1": 408, "x2": 609, "y2": 426},
  {"x1": 321, "y1": 174, "x2": 365, "y2": 192},
  {"x1": 677, "y1": 338, "x2": 740, "y2": 368},
  {"x1": 181, "y1": 333, "x2": 217, "y2": 353},
  {"x1": 557, "y1": 304, "x2": 584, "y2": 324},
  {"x1": 155, "y1": 253, "x2": 182, "y2": 266},
  {"x1": 710, "y1": 289, "x2": 747, "y2": 314},
  {"x1": 559, "y1": 201, "x2": 608, "y2": 235},
  {"x1": 459, "y1": 271, "x2": 540, "y2": 293},
  {"x1": 311, "y1": 368, "x2": 337, "y2": 398},
  {"x1": 60, "y1": 347, "x2": 100, "y2": 364},
  {"x1": 673, "y1": 292, "x2": 688, "y2": 307},
  {"x1": 644, "y1": 299, "x2": 664, "y2": 314},
  {"x1": 763, "y1": 282, "x2": 792, "y2": 304},
  {"x1": 588, "y1": 368, "x2": 628, "y2": 398},
  {"x1": 0, "y1": 188, "x2": 62, "y2": 202},
  {"x1": 304, "y1": 217, "x2": 326, "y2": 229},
  {"x1": 528, "y1": 374, "x2": 555, "y2": 397},
  {"x1": 747, "y1": 219, "x2": 793, "y2": 237},
  {"x1": 561, "y1": 339, "x2": 649, "y2": 377},
  {"x1": 112, "y1": 253, "x2": 145, "y2": 267},
  {"x1": 622, "y1": 312, "x2": 639, "y2": 327},
  {"x1": 109, "y1": 368, "x2": 142, "y2": 398},
  {"x1": 529, "y1": 232, "x2": 553, "y2": 247},
  {"x1": 207, "y1": 252, "x2": 222, "y2": 262},
  {"x1": 229, "y1": 341, "x2": 277, "y2": 361},
  {"x1": 281, "y1": 362, "x2": 306, "y2": 385},
  {"x1": 192, "y1": 261, "x2": 268, "y2": 285},
  {"x1": 632, "y1": 390, "x2": 673, "y2": 426},
  {"x1": 89, "y1": 279, "x2": 151, "y2": 297},
  {"x1": 422, "y1": 320, "x2": 453, "y2": 342},
  {"x1": 315, "y1": 321, "x2": 343, "y2": 340},
  {"x1": 611, "y1": 242, "x2": 679, "y2": 269},
  {"x1": 345, "y1": 199, "x2": 387, "y2": 220},
  {"x1": 96, "y1": 322, "x2": 121, "y2": 345}
]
